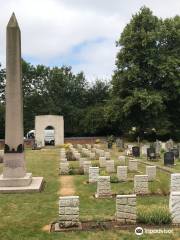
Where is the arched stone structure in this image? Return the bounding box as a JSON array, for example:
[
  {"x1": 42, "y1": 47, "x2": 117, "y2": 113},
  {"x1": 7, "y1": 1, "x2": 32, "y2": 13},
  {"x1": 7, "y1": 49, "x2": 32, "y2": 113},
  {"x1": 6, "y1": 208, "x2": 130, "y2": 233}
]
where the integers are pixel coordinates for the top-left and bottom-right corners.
[{"x1": 35, "y1": 115, "x2": 64, "y2": 146}]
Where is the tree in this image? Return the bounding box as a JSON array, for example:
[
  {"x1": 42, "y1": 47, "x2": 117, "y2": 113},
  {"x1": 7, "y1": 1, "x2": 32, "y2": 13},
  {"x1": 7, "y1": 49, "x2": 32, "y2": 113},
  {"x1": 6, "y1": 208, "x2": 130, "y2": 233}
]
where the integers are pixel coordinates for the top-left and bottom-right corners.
[{"x1": 111, "y1": 6, "x2": 180, "y2": 140}]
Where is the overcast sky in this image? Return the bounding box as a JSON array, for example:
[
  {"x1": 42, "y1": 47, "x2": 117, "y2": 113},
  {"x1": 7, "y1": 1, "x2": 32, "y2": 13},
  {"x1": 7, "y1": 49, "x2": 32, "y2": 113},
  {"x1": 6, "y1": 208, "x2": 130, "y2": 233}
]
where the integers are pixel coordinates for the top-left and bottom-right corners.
[{"x1": 0, "y1": 0, "x2": 179, "y2": 81}]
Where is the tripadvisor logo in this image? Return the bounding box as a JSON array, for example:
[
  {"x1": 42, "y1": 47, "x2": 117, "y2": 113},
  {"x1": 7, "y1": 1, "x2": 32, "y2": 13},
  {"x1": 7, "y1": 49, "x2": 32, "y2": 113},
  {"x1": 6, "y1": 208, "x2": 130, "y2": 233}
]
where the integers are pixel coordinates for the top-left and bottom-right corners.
[{"x1": 135, "y1": 226, "x2": 144, "y2": 236}]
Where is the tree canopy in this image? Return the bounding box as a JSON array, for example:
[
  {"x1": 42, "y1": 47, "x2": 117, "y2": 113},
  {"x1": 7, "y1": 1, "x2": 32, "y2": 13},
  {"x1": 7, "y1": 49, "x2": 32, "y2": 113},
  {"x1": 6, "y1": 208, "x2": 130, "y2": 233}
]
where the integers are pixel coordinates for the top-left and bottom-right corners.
[
  {"x1": 0, "y1": 6, "x2": 179, "y2": 141},
  {"x1": 111, "y1": 6, "x2": 180, "y2": 140}
]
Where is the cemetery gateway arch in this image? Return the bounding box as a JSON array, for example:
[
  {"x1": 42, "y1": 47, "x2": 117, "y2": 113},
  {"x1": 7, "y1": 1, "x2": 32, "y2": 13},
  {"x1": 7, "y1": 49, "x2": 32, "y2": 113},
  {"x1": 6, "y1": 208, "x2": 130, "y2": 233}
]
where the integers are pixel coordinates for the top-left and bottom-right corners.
[{"x1": 35, "y1": 115, "x2": 64, "y2": 146}]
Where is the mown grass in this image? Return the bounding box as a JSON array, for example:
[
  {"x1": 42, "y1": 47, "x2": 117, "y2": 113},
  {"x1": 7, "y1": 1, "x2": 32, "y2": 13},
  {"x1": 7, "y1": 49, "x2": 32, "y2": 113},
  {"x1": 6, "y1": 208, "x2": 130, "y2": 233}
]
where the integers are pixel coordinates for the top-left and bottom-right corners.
[{"x1": 0, "y1": 148, "x2": 179, "y2": 240}]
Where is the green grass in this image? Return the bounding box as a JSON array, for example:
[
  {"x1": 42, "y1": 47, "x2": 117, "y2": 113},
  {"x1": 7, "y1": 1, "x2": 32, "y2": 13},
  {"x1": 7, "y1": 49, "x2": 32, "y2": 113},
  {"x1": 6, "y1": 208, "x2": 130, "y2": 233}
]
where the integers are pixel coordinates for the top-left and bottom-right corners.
[
  {"x1": 137, "y1": 205, "x2": 171, "y2": 224},
  {"x1": 0, "y1": 148, "x2": 180, "y2": 240}
]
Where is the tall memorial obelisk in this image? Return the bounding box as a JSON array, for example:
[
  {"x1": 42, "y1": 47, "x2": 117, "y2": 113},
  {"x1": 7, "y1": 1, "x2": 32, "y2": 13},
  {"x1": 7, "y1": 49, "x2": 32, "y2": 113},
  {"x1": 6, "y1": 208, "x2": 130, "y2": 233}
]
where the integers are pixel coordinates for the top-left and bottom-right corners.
[{"x1": 0, "y1": 13, "x2": 43, "y2": 193}]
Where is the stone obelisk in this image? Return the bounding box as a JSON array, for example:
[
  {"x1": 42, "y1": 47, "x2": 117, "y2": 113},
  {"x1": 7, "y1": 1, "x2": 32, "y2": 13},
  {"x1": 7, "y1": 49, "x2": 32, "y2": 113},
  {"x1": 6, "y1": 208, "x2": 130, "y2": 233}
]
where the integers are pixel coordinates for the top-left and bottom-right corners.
[
  {"x1": 4, "y1": 13, "x2": 27, "y2": 179},
  {"x1": 0, "y1": 13, "x2": 43, "y2": 192}
]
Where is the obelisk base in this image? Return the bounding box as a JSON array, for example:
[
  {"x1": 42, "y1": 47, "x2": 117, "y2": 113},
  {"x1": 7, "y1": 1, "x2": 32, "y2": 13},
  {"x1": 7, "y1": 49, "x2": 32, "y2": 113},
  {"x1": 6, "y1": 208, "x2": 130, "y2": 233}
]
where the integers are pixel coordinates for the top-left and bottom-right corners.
[{"x1": 0, "y1": 174, "x2": 44, "y2": 193}]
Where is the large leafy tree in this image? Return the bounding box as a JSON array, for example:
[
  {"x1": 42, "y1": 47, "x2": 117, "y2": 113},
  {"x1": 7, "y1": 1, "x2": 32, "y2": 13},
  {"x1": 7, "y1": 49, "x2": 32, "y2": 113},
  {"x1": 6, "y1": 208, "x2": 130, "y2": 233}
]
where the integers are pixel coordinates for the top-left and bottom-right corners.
[{"x1": 112, "y1": 7, "x2": 180, "y2": 140}]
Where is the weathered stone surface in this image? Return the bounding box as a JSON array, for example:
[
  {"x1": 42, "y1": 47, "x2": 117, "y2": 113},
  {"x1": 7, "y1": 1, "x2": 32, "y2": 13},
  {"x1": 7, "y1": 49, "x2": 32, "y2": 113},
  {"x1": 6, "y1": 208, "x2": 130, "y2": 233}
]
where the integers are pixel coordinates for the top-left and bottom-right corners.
[
  {"x1": 79, "y1": 158, "x2": 87, "y2": 168},
  {"x1": 89, "y1": 152, "x2": 96, "y2": 160},
  {"x1": 99, "y1": 157, "x2": 106, "y2": 167},
  {"x1": 89, "y1": 167, "x2": 99, "y2": 183},
  {"x1": 96, "y1": 176, "x2": 112, "y2": 198},
  {"x1": 141, "y1": 145, "x2": 150, "y2": 155},
  {"x1": 105, "y1": 152, "x2": 110, "y2": 159},
  {"x1": 77, "y1": 144, "x2": 82, "y2": 150},
  {"x1": 60, "y1": 158, "x2": 67, "y2": 163},
  {"x1": 35, "y1": 115, "x2": 64, "y2": 147},
  {"x1": 169, "y1": 191, "x2": 180, "y2": 224},
  {"x1": 118, "y1": 156, "x2": 126, "y2": 165},
  {"x1": 128, "y1": 160, "x2": 138, "y2": 171},
  {"x1": 106, "y1": 160, "x2": 115, "y2": 173},
  {"x1": 98, "y1": 149, "x2": 105, "y2": 157},
  {"x1": 74, "y1": 152, "x2": 81, "y2": 160},
  {"x1": 60, "y1": 162, "x2": 69, "y2": 175},
  {"x1": 86, "y1": 144, "x2": 91, "y2": 150},
  {"x1": 171, "y1": 173, "x2": 180, "y2": 192},
  {"x1": 134, "y1": 175, "x2": 148, "y2": 194},
  {"x1": 60, "y1": 149, "x2": 66, "y2": 158},
  {"x1": 146, "y1": 166, "x2": 156, "y2": 181},
  {"x1": 117, "y1": 166, "x2": 127, "y2": 181},
  {"x1": 83, "y1": 161, "x2": 92, "y2": 174},
  {"x1": 59, "y1": 196, "x2": 80, "y2": 228},
  {"x1": 116, "y1": 195, "x2": 136, "y2": 224},
  {"x1": 3, "y1": 13, "x2": 26, "y2": 178}
]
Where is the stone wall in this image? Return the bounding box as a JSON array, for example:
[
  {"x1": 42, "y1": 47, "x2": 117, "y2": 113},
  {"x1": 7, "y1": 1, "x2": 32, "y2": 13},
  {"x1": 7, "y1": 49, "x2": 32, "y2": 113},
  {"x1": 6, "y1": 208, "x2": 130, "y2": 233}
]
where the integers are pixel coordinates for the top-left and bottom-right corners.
[
  {"x1": 116, "y1": 194, "x2": 136, "y2": 224},
  {"x1": 59, "y1": 196, "x2": 80, "y2": 228},
  {"x1": 64, "y1": 137, "x2": 106, "y2": 145}
]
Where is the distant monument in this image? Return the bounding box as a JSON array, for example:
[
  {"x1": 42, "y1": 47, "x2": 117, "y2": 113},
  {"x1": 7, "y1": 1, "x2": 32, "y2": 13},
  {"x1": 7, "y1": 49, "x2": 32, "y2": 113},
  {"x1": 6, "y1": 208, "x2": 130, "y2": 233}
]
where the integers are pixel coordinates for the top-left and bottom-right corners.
[
  {"x1": 35, "y1": 115, "x2": 64, "y2": 146},
  {"x1": 0, "y1": 13, "x2": 43, "y2": 193}
]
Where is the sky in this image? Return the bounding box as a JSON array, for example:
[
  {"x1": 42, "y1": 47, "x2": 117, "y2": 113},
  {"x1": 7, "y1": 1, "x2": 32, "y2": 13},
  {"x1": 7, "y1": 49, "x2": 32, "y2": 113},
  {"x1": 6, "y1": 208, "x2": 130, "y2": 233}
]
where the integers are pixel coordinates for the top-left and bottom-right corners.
[{"x1": 0, "y1": 0, "x2": 180, "y2": 81}]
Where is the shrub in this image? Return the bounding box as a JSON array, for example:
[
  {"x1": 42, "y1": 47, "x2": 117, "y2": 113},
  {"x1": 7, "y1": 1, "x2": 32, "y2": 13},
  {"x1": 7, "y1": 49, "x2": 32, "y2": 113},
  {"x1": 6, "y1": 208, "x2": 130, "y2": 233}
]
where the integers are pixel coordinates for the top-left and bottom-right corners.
[
  {"x1": 110, "y1": 175, "x2": 119, "y2": 183},
  {"x1": 69, "y1": 168, "x2": 84, "y2": 175},
  {"x1": 161, "y1": 149, "x2": 165, "y2": 154},
  {"x1": 137, "y1": 206, "x2": 171, "y2": 224}
]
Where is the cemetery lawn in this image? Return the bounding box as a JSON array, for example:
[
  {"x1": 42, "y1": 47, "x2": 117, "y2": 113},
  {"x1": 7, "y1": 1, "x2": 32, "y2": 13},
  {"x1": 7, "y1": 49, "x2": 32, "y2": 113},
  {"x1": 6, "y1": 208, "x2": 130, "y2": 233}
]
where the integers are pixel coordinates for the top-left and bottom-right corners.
[{"x1": 0, "y1": 148, "x2": 180, "y2": 240}]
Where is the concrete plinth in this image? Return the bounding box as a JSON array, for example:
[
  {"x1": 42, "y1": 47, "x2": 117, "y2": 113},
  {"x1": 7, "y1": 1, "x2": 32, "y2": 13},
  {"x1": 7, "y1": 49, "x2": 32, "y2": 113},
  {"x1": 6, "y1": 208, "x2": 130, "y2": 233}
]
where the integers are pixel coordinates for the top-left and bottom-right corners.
[
  {"x1": 0, "y1": 173, "x2": 32, "y2": 187},
  {"x1": 0, "y1": 177, "x2": 43, "y2": 193}
]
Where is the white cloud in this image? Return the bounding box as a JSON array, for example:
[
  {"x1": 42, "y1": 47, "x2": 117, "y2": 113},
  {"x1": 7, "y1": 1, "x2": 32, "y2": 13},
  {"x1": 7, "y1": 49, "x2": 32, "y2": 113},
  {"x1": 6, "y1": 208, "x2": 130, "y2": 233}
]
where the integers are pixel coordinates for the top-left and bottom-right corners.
[
  {"x1": 0, "y1": 0, "x2": 179, "y2": 80},
  {"x1": 72, "y1": 39, "x2": 117, "y2": 81}
]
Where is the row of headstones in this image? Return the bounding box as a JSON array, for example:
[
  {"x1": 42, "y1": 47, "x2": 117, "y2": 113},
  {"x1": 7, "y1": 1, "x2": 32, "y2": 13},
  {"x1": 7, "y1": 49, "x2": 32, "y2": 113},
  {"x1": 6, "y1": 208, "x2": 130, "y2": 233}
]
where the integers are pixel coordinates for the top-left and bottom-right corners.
[
  {"x1": 76, "y1": 144, "x2": 110, "y2": 174},
  {"x1": 59, "y1": 148, "x2": 70, "y2": 174},
  {"x1": 126, "y1": 141, "x2": 179, "y2": 162},
  {"x1": 93, "y1": 166, "x2": 156, "y2": 196},
  {"x1": 60, "y1": 148, "x2": 157, "y2": 193},
  {"x1": 126, "y1": 139, "x2": 177, "y2": 154},
  {"x1": 77, "y1": 143, "x2": 111, "y2": 159},
  {"x1": 59, "y1": 145, "x2": 97, "y2": 174},
  {"x1": 57, "y1": 194, "x2": 137, "y2": 229},
  {"x1": 57, "y1": 172, "x2": 180, "y2": 228}
]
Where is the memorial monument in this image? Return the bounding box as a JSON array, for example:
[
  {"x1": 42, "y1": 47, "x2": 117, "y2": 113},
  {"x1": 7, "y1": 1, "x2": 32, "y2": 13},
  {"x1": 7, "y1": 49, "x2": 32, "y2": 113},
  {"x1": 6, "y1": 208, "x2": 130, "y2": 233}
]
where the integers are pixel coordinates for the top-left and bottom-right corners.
[{"x1": 0, "y1": 13, "x2": 43, "y2": 193}]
